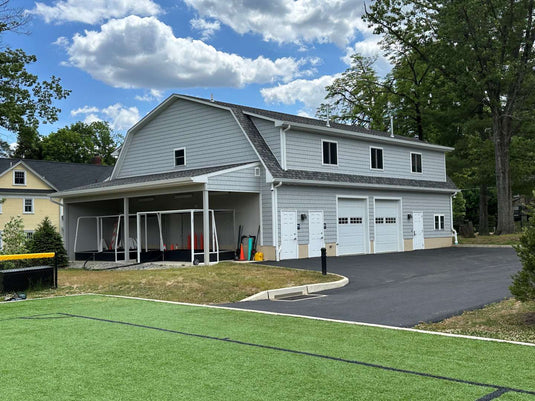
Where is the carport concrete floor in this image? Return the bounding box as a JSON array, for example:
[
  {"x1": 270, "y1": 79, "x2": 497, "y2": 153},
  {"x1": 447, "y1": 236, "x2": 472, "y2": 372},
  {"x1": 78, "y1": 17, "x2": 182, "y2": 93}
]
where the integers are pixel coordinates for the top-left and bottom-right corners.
[{"x1": 223, "y1": 247, "x2": 521, "y2": 327}]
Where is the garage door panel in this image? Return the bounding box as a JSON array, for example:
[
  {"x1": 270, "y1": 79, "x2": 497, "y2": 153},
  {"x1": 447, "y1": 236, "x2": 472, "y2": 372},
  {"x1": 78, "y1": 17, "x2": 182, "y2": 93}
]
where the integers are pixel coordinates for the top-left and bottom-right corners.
[
  {"x1": 338, "y1": 199, "x2": 367, "y2": 255},
  {"x1": 375, "y1": 200, "x2": 401, "y2": 253}
]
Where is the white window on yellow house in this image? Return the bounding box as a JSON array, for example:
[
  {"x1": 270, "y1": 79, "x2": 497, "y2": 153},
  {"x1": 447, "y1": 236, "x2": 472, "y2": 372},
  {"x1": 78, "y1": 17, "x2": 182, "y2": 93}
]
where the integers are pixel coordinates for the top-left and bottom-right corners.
[
  {"x1": 13, "y1": 170, "x2": 26, "y2": 185},
  {"x1": 23, "y1": 198, "x2": 34, "y2": 214},
  {"x1": 25, "y1": 231, "x2": 34, "y2": 240}
]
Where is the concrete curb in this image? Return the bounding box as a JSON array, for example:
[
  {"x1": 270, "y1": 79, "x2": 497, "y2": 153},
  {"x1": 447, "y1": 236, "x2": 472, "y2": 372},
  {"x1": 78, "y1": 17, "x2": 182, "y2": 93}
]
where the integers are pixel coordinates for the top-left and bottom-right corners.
[
  {"x1": 240, "y1": 274, "x2": 349, "y2": 302},
  {"x1": 454, "y1": 244, "x2": 514, "y2": 248}
]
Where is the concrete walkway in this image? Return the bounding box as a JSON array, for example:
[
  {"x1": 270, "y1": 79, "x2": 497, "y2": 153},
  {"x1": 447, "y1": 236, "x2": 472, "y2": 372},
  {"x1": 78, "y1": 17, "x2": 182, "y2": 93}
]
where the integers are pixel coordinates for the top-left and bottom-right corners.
[{"x1": 223, "y1": 247, "x2": 521, "y2": 327}]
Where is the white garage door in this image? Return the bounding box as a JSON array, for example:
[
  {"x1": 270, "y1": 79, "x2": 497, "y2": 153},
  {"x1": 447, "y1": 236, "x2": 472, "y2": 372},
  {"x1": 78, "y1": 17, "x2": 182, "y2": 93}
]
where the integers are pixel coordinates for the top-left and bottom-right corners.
[
  {"x1": 374, "y1": 200, "x2": 401, "y2": 253},
  {"x1": 337, "y1": 198, "x2": 367, "y2": 255}
]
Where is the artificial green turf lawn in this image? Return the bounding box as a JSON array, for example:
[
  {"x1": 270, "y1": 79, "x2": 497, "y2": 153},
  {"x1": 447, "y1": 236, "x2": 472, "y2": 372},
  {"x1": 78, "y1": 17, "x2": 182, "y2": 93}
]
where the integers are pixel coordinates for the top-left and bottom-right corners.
[{"x1": 1, "y1": 295, "x2": 534, "y2": 400}]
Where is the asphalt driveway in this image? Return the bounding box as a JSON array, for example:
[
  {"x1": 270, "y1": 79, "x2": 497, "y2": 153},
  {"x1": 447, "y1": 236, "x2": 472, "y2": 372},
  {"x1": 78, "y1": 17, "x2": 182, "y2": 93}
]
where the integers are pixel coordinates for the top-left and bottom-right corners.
[{"x1": 224, "y1": 247, "x2": 521, "y2": 327}]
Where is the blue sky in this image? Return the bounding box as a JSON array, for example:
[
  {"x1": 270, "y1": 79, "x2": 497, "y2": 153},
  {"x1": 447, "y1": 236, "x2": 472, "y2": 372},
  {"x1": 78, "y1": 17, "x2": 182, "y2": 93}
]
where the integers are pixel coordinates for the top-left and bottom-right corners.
[{"x1": 2, "y1": 0, "x2": 389, "y2": 145}]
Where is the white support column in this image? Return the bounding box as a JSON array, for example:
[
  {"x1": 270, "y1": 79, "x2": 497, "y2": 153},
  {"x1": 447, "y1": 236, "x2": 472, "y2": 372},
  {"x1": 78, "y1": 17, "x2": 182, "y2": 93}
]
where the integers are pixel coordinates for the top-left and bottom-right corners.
[
  {"x1": 136, "y1": 213, "x2": 141, "y2": 263},
  {"x1": 123, "y1": 197, "x2": 129, "y2": 261},
  {"x1": 203, "y1": 186, "x2": 210, "y2": 265}
]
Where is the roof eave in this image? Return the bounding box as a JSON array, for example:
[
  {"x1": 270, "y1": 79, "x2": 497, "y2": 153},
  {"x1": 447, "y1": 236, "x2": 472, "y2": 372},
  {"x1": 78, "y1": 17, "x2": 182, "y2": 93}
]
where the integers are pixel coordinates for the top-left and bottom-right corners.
[
  {"x1": 53, "y1": 176, "x2": 196, "y2": 198},
  {"x1": 276, "y1": 178, "x2": 457, "y2": 193},
  {"x1": 244, "y1": 112, "x2": 453, "y2": 152}
]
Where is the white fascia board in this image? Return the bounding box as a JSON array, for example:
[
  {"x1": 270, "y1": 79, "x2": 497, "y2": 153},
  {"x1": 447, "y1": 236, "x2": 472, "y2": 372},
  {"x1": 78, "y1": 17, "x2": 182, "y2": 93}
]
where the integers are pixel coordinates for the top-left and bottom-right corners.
[
  {"x1": 54, "y1": 176, "x2": 195, "y2": 198},
  {"x1": 194, "y1": 162, "x2": 260, "y2": 181},
  {"x1": 278, "y1": 178, "x2": 457, "y2": 193},
  {"x1": 245, "y1": 112, "x2": 453, "y2": 152}
]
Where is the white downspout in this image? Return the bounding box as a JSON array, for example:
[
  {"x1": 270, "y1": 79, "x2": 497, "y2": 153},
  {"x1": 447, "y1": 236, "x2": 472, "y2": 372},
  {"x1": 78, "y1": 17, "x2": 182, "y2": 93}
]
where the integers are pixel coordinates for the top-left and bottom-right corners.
[
  {"x1": 280, "y1": 124, "x2": 291, "y2": 171},
  {"x1": 272, "y1": 181, "x2": 283, "y2": 261},
  {"x1": 450, "y1": 193, "x2": 458, "y2": 245}
]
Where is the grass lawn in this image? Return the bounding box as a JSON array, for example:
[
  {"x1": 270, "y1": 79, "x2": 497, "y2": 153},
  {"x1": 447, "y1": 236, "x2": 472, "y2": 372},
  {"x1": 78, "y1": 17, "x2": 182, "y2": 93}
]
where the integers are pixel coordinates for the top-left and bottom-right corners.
[
  {"x1": 415, "y1": 299, "x2": 535, "y2": 344},
  {"x1": 458, "y1": 233, "x2": 521, "y2": 246},
  {"x1": 1, "y1": 295, "x2": 534, "y2": 400},
  {"x1": 25, "y1": 262, "x2": 339, "y2": 304}
]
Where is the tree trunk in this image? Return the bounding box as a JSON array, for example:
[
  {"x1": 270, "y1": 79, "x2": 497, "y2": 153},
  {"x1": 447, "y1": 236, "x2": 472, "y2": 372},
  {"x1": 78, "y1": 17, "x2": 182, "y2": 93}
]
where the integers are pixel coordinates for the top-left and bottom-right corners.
[
  {"x1": 493, "y1": 112, "x2": 515, "y2": 234},
  {"x1": 478, "y1": 184, "x2": 489, "y2": 235}
]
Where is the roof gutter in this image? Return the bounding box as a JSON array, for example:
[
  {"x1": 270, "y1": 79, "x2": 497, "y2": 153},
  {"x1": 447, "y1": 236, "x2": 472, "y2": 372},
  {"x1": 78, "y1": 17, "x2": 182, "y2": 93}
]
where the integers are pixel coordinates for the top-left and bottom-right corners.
[
  {"x1": 275, "y1": 178, "x2": 457, "y2": 193},
  {"x1": 54, "y1": 176, "x2": 195, "y2": 199}
]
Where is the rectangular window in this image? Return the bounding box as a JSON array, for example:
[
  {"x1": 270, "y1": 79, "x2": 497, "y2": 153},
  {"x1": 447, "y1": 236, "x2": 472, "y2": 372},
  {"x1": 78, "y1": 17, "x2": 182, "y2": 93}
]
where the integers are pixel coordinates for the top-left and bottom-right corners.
[
  {"x1": 322, "y1": 140, "x2": 338, "y2": 165},
  {"x1": 370, "y1": 147, "x2": 383, "y2": 170},
  {"x1": 25, "y1": 231, "x2": 34, "y2": 240},
  {"x1": 174, "y1": 148, "x2": 186, "y2": 166},
  {"x1": 411, "y1": 153, "x2": 422, "y2": 173},
  {"x1": 24, "y1": 198, "x2": 34, "y2": 214},
  {"x1": 13, "y1": 170, "x2": 26, "y2": 185},
  {"x1": 434, "y1": 214, "x2": 445, "y2": 230},
  {"x1": 338, "y1": 217, "x2": 348, "y2": 224},
  {"x1": 375, "y1": 217, "x2": 384, "y2": 224},
  {"x1": 349, "y1": 217, "x2": 362, "y2": 224},
  {"x1": 385, "y1": 217, "x2": 397, "y2": 224}
]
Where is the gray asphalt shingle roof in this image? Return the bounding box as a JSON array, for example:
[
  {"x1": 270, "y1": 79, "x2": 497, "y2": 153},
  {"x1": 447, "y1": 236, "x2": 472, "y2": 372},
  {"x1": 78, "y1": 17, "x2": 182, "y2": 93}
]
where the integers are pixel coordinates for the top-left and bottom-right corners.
[
  {"x1": 59, "y1": 163, "x2": 252, "y2": 193},
  {"x1": 0, "y1": 158, "x2": 113, "y2": 191}
]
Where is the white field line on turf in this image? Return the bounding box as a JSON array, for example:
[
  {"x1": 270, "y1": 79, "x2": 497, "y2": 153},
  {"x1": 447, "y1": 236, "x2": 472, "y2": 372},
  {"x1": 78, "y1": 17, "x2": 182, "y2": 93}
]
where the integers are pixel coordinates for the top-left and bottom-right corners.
[
  {"x1": 3, "y1": 293, "x2": 533, "y2": 348},
  {"x1": 99, "y1": 294, "x2": 535, "y2": 348}
]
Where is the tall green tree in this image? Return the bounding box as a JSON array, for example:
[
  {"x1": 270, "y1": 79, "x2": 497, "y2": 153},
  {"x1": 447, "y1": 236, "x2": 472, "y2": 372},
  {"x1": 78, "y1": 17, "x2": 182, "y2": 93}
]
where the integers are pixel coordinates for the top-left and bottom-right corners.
[
  {"x1": 366, "y1": 0, "x2": 535, "y2": 234},
  {"x1": 42, "y1": 121, "x2": 119, "y2": 165},
  {"x1": 0, "y1": 0, "x2": 70, "y2": 138},
  {"x1": 12, "y1": 125, "x2": 43, "y2": 159}
]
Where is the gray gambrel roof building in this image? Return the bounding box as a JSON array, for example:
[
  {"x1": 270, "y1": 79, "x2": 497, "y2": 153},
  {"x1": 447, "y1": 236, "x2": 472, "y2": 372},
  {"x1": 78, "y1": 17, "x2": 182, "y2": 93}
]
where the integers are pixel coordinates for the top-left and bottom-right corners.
[{"x1": 56, "y1": 94, "x2": 457, "y2": 263}]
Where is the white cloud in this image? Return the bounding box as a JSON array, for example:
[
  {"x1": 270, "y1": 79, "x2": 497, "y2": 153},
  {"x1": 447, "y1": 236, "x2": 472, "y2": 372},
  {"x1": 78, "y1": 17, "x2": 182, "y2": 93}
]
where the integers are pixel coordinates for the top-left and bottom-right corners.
[
  {"x1": 71, "y1": 106, "x2": 99, "y2": 116},
  {"x1": 28, "y1": 0, "x2": 161, "y2": 24},
  {"x1": 190, "y1": 18, "x2": 220, "y2": 40},
  {"x1": 63, "y1": 16, "x2": 304, "y2": 89},
  {"x1": 261, "y1": 74, "x2": 341, "y2": 115},
  {"x1": 70, "y1": 104, "x2": 140, "y2": 131},
  {"x1": 135, "y1": 89, "x2": 164, "y2": 102},
  {"x1": 184, "y1": 0, "x2": 367, "y2": 46}
]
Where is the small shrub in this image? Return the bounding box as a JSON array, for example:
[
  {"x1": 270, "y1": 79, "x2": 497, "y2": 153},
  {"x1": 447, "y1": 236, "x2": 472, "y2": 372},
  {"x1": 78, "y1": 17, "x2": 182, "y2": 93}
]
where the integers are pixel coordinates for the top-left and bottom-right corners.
[
  {"x1": 0, "y1": 216, "x2": 28, "y2": 270},
  {"x1": 510, "y1": 194, "x2": 535, "y2": 301},
  {"x1": 26, "y1": 217, "x2": 69, "y2": 267}
]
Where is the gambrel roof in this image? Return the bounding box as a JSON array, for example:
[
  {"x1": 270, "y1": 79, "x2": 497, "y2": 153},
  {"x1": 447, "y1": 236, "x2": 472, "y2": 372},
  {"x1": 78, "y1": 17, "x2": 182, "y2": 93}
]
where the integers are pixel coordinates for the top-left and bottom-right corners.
[{"x1": 56, "y1": 94, "x2": 457, "y2": 196}]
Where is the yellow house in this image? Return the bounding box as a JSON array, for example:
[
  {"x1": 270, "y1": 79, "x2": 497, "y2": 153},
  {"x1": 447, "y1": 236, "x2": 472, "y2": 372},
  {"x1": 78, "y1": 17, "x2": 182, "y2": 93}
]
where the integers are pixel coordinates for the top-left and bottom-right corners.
[{"x1": 0, "y1": 159, "x2": 113, "y2": 247}]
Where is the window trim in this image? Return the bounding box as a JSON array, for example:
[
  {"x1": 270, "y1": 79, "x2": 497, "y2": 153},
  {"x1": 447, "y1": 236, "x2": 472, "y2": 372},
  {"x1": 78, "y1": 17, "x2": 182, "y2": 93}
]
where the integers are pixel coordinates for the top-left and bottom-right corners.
[
  {"x1": 410, "y1": 152, "x2": 423, "y2": 174},
  {"x1": 321, "y1": 139, "x2": 338, "y2": 166},
  {"x1": 13, "y1": 170, "x2": 27, "y2": 186},
  {"x1": 434, "y1": 214, "x2": 445, "y2": 230},
  {"x1": 23, "y1": 198, "x2": 34, "y2": 214},
  {"x1": 174, "y1": 147, "x2": 186, "y2": 167},
  {"x1": 370, "y1": 146, "x2": 384, "y2": 171}
]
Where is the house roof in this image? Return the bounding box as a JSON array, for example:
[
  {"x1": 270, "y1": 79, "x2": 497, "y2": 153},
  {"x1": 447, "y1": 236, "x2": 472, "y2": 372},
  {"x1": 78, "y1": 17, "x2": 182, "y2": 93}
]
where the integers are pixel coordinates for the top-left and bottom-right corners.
[
  {"x1": 72, "y1": 94, "x2": 457, "y2": 196},
  {"x1": 0, "y1": 158, "x2": 114, "y2": 191},
  {"x1": 55, "y1": 162, "x2": 255, "y2": 197}
]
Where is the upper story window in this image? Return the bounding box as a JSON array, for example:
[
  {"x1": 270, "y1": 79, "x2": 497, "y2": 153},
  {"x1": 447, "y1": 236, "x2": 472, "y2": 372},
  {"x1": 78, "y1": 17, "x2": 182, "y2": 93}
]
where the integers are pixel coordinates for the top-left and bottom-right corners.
[
  {"x1": 174, "y1": 148, "x2": 186, "y2": 166},
  {"x1": 322, "y1": 140, "x2": 338, "y2": 165},
  {"x1": 13, "y1": 170, "x2": 26, "y2": 185},
  {"x1": 23, "y1": 198, "x2": 34, "y2": 214},
  {"x1": 411, "y1": 152, "x2": 422, "y2": 173},
  {"x1": 370, "y1": 147, "x2": 383, "y2": 170}
]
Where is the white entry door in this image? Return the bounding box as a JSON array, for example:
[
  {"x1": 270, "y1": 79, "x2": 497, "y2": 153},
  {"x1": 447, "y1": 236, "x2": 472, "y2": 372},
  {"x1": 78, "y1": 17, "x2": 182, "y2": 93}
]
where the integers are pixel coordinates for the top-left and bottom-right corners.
[
  {"x1": 280, "y1": 211, "x2": 298, "y2": 260},
  {"x1": 337, "y1": 198, "x2": 367, "y2": 255},
  {"x1": 412, "y1": 211, "x2": 425, "y2": 250},
  {"x1": 308, "y1": 211, "x2": 324, "y2": 257},
  {"x1": 374, "y1": 200, "x2": 401, "y2": 253}
]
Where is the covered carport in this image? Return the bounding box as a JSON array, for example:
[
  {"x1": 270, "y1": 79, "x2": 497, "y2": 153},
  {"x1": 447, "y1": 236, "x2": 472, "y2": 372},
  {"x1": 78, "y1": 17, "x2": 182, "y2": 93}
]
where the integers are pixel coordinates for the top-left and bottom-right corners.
[{"x1": 55, "y1": 163, "x2": 262, "y2": 265}]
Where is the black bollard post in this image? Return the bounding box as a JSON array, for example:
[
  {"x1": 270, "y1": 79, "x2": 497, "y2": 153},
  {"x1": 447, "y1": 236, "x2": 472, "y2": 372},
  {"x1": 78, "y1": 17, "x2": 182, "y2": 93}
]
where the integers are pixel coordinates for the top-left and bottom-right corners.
[{"x1": 321, "y1": 247, "x2": 327, "y2": 275}]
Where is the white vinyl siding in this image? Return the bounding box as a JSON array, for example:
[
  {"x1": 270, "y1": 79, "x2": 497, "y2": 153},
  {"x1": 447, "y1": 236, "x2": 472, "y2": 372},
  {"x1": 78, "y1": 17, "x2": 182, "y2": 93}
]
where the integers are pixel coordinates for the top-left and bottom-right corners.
[
  {"x1": 116, "y1": 99, "x2": 258, "y2": 178},
  {"x1": 251, "y1": 117, "x2": 281, "y2": 164},
  {"x1": 285, "y1": 129, "x2": 446, "y2": 181}
]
